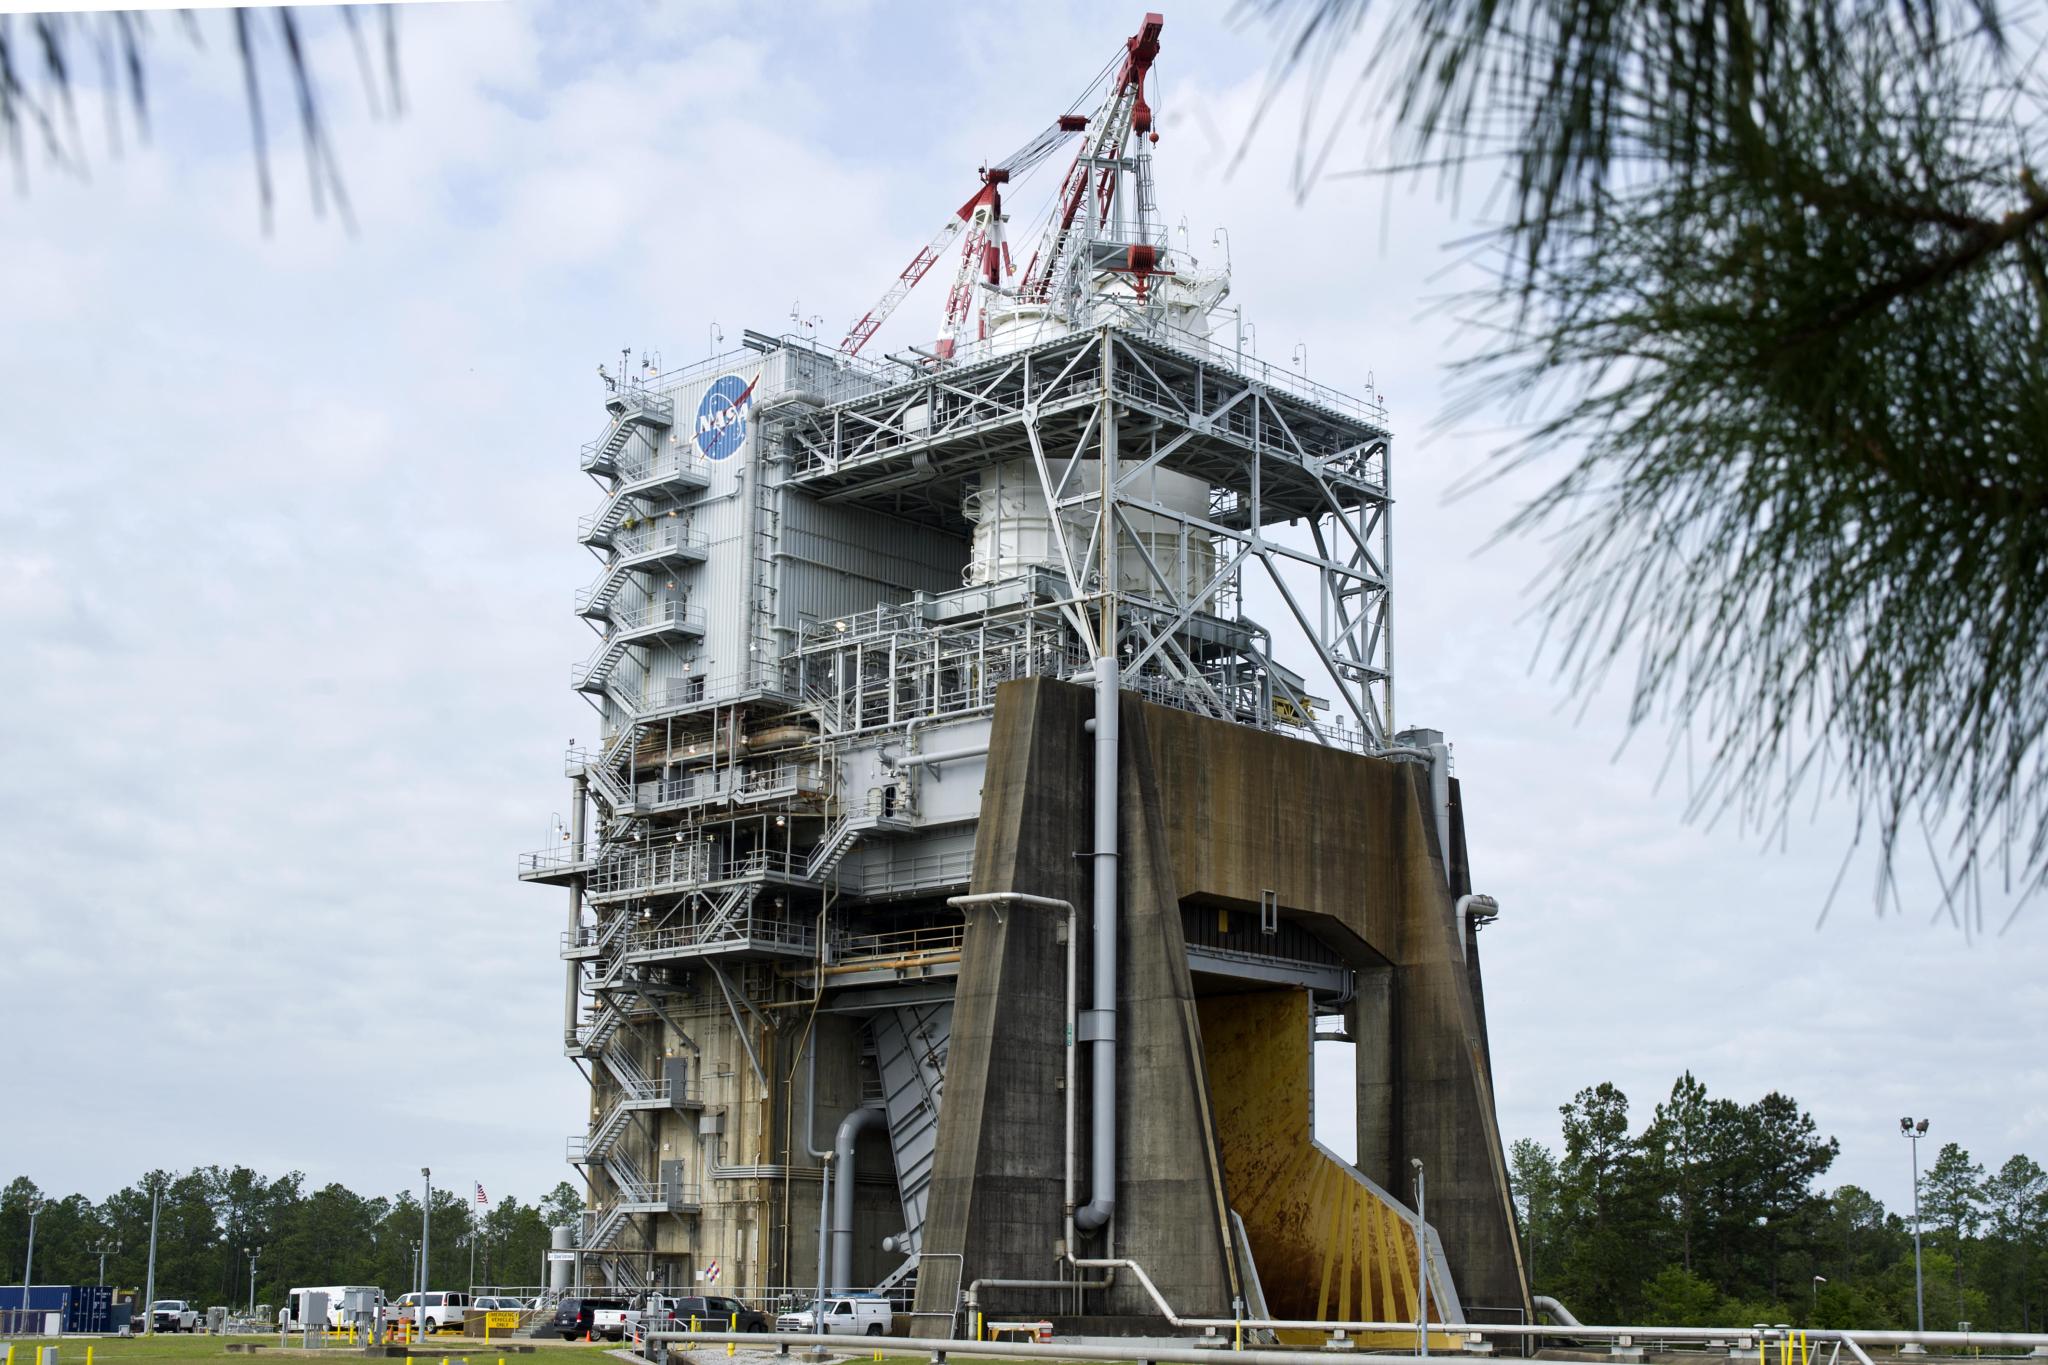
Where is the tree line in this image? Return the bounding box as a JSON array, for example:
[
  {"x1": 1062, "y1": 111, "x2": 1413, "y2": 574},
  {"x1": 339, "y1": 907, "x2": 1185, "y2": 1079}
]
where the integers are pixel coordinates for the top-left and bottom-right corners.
[
  {"x1": 1513, "y1": 1074, "x2": 2047, "y2": 1331},
  {"x1": 0, "y1": 1170, "x2": 584, "y2": 1308}
]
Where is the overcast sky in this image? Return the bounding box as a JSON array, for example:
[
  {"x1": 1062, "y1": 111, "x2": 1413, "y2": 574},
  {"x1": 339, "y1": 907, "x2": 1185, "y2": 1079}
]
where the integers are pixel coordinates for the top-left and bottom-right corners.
[{"x1": 1, "y1": 0, "x2": 2038, "y2": 1227}]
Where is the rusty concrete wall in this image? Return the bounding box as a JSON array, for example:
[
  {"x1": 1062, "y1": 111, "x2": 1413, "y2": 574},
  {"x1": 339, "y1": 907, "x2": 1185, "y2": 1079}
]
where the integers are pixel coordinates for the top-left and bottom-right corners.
[
  {"x1": 1198, "y1": 986, "x2": 1431, "y2": 1324},
  {"x1": 914, "y1": 678, "x2": 1528, "y2": 1328},
  {"x1": 1138, "y1": 701, "x2": 1530, "y2": 1321}
]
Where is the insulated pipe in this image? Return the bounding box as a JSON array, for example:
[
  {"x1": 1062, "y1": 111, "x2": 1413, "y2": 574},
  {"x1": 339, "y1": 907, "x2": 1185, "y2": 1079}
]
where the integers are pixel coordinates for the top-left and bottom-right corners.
[
  {"x1": 564, "y1": 775, "x2": 588, "y2": 1044},
  {"x1": 1075, "y1": 653, "x2": 1119, "y2": 1233},
  {"x1": 1532, "y1": 1295, "x2": 1581, "y2": 1328},
  {"x1": 831, "y1": 1105, "x2": 888, "y2": 1292}
]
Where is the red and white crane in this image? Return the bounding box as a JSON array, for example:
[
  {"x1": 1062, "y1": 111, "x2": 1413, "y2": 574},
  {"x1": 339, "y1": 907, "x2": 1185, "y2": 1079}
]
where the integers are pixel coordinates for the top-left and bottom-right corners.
[{"x1": 837, "y1": 12, "x2": 1166, "y2": 360}]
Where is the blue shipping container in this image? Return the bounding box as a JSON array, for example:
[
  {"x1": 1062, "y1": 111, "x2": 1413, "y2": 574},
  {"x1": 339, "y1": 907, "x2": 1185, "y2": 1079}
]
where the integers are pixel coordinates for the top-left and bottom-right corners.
[{"x1": 0, "y1": 1285, "x2": 114, "y2": 1332}]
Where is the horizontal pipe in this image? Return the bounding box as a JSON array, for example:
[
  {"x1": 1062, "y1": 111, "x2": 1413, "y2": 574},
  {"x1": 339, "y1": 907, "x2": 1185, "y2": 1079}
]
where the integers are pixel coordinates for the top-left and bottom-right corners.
[
  {"x1": 652, "y1": 1330, "x2": 1432, "y2": 1365},
  {"x1": 811, "y1": 951, "x2": 961, "y2": 978},
  {"x1": 965, "y1": 1260, "x2": 2048, "y2": 1351},
  {"x1": 883, "y1": 743, "x2": 990, "y2": 768},
  {"x1": 966, "y1": 1276, "x2": 1112, "y2": 1303}
]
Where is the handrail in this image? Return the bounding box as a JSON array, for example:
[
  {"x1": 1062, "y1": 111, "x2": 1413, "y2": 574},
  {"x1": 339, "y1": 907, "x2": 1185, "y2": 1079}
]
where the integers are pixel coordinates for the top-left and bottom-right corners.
[
  {"x1": 613, "y1": 520, "x2": 709, "y2": 560},
  {"x1": 612, "y1": 597, "x2": 706, "y2": 633},
  {"x1": 833, "y1": 921, "x2": 965, "y2": 961}
]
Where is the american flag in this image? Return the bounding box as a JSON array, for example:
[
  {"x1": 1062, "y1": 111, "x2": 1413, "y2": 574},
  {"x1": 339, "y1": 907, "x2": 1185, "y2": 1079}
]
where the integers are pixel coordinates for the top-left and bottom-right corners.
[{"x1": 474, "y1": 1182, "x2": 488, "y2": 1206}]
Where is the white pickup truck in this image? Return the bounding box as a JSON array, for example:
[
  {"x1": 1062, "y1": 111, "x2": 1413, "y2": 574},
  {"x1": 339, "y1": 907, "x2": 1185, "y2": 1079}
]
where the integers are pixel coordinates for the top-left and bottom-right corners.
[
  {"x1": 149, "y1": 1300, "x2": 201, "y2": 1333},
  {"x1": 775, "y1": 1295, "x2": 892, "y2": 1337},
  {"x1": 593, "y1": 1294, "x2": 685, "y2": 1342}
]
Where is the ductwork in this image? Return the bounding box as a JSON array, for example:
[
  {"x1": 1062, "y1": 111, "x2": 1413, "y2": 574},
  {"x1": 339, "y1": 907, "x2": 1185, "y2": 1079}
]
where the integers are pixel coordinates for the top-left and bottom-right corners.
[{"x1": 831, "y1": 1105, "x2": 888, "y2": 1291}]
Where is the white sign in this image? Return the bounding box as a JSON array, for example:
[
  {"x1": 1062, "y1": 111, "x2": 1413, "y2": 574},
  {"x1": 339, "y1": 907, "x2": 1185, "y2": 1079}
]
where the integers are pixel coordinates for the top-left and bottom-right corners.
[{"x1": 545, "y1": 1250, "x2": 578, "y2": 1263}]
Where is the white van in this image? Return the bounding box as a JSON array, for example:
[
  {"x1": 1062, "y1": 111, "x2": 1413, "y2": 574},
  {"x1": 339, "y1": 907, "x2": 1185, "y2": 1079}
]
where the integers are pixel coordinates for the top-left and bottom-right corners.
[
  {"x1": 284, "y1": 1287, "x2": 385, "y2": 1329},
  {"x1": 391, "y1": 1291, "x2": 469, "y2": 1333},
  {"x1": 774, "y1": 1295, "x2": 892, "y2": 1337}
]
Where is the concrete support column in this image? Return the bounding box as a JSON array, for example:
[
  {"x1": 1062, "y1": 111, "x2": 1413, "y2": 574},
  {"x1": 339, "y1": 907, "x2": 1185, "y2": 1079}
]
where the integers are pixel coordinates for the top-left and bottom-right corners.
[{"x1": 1348, "y1": 959, "x2": 1396, "y2": 1191}]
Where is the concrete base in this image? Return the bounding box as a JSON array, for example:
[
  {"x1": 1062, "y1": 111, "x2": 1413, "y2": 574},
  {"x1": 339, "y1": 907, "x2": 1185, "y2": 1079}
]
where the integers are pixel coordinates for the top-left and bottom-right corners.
[{"x1": 912, "y1": 679, "x2": 1529, "y2": 1332}]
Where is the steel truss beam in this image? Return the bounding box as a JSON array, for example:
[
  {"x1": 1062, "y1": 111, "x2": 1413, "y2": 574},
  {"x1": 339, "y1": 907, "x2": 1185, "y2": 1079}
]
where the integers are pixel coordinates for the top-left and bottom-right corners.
[{"x1": 783, "y1": 324, "x2": 1393, "y2": 747}]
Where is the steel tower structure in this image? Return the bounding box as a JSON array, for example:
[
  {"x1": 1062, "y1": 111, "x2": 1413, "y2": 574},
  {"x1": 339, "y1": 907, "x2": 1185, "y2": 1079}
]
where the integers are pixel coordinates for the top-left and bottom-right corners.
[{"x1": 521, "y1": 11, "x2": 1522, "y2": 1333}]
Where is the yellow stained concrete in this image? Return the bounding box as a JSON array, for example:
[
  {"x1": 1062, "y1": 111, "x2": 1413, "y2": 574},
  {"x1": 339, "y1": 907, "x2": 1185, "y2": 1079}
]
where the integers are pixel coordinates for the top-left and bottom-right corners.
[{"x1": 1198, "y1": 986, "x2": 1452, "y2": 1347}]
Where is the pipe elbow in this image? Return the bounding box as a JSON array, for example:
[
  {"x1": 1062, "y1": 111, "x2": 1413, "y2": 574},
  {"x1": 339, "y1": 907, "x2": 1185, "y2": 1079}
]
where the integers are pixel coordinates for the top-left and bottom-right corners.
[{"x1": 1073, "y1": 1197, "x2": 1114, "y2": 1232}]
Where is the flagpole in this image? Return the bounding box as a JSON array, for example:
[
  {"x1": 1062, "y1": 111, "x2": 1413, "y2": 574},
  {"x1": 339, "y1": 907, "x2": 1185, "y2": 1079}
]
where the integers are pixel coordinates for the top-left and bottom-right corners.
[{"x1": 470, "y1": 1184, "x2": 484, "y2": 1296}]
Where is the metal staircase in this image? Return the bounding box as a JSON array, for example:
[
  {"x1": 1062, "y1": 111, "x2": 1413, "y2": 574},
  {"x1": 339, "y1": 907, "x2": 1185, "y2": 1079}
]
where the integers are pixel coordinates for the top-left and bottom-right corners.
[
  {"x1": 580, "y1": 386, "x2": 675, "y2": 476},
  {"x1": 570, "y1": 992, "x2": 628, "y2": 1055},
  {"x1": 574, "y1": 635, "x2": 635, "y2": 696},
  {"x1": 577, "y1": 453, "x2": 712, "y2": 549},
  {"x1": 868, "y1": 1001, "x2": 952, "y2": 1263},
  {"x1": 694, "y1": 883, "x2": 764, "y2": 945},
  {"x1": 805, "y1": 814, "x2": 867, "y2": 882}
]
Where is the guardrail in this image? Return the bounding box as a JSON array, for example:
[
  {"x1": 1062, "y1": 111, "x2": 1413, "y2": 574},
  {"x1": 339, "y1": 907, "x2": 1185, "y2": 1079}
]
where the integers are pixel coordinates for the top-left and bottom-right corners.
[
  {"x1": 835, "y1": 921, "x2": 966, "y2": 962},
  {"x1": 614, "y1": 598, "x2": 707, "y2": 635}
]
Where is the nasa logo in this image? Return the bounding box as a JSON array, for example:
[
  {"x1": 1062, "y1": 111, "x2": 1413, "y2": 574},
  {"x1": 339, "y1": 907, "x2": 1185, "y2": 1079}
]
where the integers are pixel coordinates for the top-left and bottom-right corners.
[{"x1": 695, "y1": 373, "x2": 758, "y2": 461}]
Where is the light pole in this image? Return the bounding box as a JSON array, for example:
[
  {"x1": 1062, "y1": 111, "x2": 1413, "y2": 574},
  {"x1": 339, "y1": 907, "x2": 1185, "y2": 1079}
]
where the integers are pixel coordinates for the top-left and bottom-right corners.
[
  {"x1": 419, "y1": 1169, "x2": 432, "y2": 1303},
  {"x1": 1902, "y1": 1117, "x2": 1929, "y2": 1337},
  {"x1": 93, "y1": 1240, "x2": 119, "y2": 1287},
  {"x1": 20, "y1": 1201, "x2": 41, "y2": 1329},
  {"x1": 246, "y1": 1246, "x2": 260, "y2": 1314},
  {"x1": 143, "y1": 1180, "x2": 162, "y2": 1335},
  {"x1": 1411, "y1": 1158, "x2": 1428, "y2": 1359},
  {"x1": 1812, "y1": 1276, "x2": 1826, "y2": 1319}
]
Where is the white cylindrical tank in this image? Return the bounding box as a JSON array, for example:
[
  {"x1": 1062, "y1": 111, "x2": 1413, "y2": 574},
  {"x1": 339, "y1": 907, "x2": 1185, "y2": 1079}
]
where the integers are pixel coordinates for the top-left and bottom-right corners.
[
  {"x1": 962, "y1": 458, "x2": 1218, "y2": 601},
  {"x1": 549, "y1": 1225, "x2": 574, "y2": 1294}
]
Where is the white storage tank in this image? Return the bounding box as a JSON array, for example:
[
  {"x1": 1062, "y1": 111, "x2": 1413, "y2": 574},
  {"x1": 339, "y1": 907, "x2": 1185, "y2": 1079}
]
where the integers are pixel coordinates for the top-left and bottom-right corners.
[{"x1": 961, "y1": 458, "x2": 1218, "y2": 602}]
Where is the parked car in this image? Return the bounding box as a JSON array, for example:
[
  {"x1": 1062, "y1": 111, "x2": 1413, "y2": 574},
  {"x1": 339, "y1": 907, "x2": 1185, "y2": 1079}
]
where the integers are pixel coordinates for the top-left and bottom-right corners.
[
  {"x1": 390, "y1": 1291, "x2": 469, "y2": 1333},
  {"x1": 150, "y1": 1300, "x2": 201, "y2": 1333},
  {"x1": 549, "y1": 1296, "x2": 626, "y2": 1341},
  {"x1": 471, "y1": 1296, "x2": 526, "y2": 1313},
  {"x1": 775, "y1": 1295, "x2": 892, "y2": 1337},
  {"x1": 672, "y1": 1296, "x2": 768, "y2": 1332}
]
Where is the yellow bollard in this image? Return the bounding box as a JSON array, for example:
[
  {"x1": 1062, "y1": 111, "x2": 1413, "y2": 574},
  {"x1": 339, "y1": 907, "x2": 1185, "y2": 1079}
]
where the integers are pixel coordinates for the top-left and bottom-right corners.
[
  {"x1": 88, "y1": 1348, "x2": 95, "y2": 1365},
  {"x1": 726, "y1": 1344, "x2": 735, "y2": 1358}
]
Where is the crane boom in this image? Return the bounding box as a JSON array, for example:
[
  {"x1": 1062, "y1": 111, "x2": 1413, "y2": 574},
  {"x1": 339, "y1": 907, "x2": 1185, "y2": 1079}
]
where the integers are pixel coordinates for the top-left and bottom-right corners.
[
  {"x1": 835, "y1": 75, "x2": 1107, "y2": 356},
  {"x1": 1018, "y1": 12, "x2": 1163, "y2": 304}
]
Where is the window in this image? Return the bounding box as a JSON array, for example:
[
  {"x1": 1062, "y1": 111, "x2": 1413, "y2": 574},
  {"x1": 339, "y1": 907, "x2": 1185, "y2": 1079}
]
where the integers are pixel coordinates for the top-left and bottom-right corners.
[{"x1": 832, "y1": 1302, "x2": 852, "y2": 1316}]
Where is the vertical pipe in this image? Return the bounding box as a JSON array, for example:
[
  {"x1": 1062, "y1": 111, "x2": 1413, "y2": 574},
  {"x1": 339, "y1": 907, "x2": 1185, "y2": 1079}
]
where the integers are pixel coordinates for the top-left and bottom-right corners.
[
  {"x1": 1077, "y1": 327, "x2": 1121, "y2": 1235},
  {"x1": 831, "y1": 1107, "x2": 888, "y2": 1292},
  {"x1": 804, "y1": 1028, "x2": 832, "y2": 1335},
  {"x1": 565, "y1": 775, "x2": 588, "y2": 1044},
  {"x1": 1413, "y1": 1161, "x2": 1428, "y2": 1358}
]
